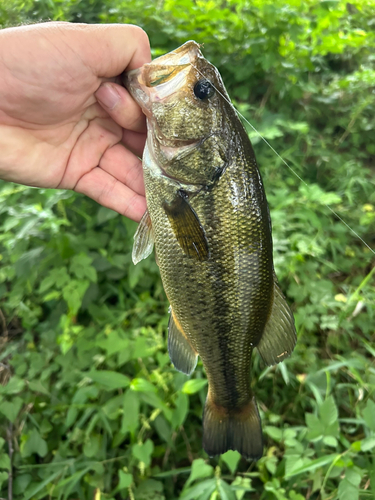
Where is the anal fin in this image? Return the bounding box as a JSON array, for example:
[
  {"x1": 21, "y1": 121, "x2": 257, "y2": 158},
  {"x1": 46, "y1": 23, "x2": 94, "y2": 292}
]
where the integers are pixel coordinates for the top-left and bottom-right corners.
[
  {"x1": 256, "y1": 281, "x2": 297, "y2": 366},
  {"x1": 168, "y1": 310, "x2": 198, "y2": 375},
  {"x1": 132, "y1": 209, "x2": 154, "y2": 265}
]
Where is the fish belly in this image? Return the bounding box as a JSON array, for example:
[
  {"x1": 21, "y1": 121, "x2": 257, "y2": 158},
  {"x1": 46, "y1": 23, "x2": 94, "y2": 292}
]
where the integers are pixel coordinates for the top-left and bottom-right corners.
[{"x1": 145, "y1": 155, "x2": 274, "y2": 410}]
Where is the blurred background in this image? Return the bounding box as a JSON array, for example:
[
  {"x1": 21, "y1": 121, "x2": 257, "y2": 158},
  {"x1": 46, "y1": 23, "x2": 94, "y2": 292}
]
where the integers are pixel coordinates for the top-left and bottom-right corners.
[{"x1": 0, "y1": 0, "x2": 374, "y2": 499}]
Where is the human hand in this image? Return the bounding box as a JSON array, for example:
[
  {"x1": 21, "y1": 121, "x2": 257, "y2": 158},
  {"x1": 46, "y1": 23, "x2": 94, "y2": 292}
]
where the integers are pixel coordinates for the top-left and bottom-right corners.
[{"x1": 0, "y1": 22, "x2": 151, "y2": 221}]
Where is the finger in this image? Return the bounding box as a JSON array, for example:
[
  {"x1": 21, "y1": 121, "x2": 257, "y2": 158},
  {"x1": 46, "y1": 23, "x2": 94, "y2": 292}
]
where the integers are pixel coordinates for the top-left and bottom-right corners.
[
  {"x1": 122, "y1": 129, "x2": 147, "y2": 158},
  {"x1": 99, "y1": 143, "x2": 145, "y2": 196},
  {"x1": 95, "y1": 82, "x2": 146, "y2": 133},
  {"x1": 60, "y1": 23, "x2": 152, "y2": 76},
  {"x1": 74, "y1": 166, "x2": 147, "y2": 222}
]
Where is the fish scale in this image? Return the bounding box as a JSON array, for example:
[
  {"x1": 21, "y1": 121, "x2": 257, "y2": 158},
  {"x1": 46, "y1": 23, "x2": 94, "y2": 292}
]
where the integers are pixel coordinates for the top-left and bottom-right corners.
[{"x1": 125, "y1": 40, "x2": 296, "y2": 459}]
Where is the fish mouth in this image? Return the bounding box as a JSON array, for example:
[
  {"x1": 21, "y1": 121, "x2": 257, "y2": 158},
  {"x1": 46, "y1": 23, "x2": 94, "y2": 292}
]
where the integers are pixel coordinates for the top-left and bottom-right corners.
[{"x1": 124, "y1": 41, "x2": 203, "y2": 115}]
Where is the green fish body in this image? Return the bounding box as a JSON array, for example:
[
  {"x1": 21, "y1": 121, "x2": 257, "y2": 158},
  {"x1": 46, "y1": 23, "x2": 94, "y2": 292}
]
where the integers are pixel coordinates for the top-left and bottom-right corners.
[{"x1": 125, "y1": 41, "x2": 296, "y2": 459}]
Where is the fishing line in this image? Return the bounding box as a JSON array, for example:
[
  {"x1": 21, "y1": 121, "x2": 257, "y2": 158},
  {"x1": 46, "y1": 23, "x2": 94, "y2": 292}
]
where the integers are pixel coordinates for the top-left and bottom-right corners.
[{"x1": 187, "y1": 60, "x2": 375, "y2": 256}]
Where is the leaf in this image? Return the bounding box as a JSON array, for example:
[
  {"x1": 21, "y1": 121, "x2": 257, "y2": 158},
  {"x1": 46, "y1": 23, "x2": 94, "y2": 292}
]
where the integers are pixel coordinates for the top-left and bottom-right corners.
[
  {"x1": 21, "y1": 429, "x2": 48, "y2": 458},
  {"x1": 0, "y1": 396, "x2": 23, "y2": 422},
  {"x1": 131, "y1": 378, "x2": 158, "y2": 393},
  {"x1": 0, "y1": 472, "x2": 9, "y2": 490},
  {"x1": 338, "y1": 469, "x2": 361, "y2": 500},
  {"x1": 0, "y1": 376, "x2": 25, "y2": 395},
  {"x1": 179, "y1": 478, "x2": 216, "y2": 500},
  {"x1": 28, "y1": 379, "x2": 49, "y2": 395},
  {"x1": 122, "y1": 390, "x2": 140, "y2": 434},
  {"x1": 182, "y1": 378, "x2": 208, "y2": 394},
  {"x1": 70, "y1": 253, "x2": 97, "y2": 282},
  {"x1": 171, "y1": 392, "x2": 189, "y2": 429},
  {"x1": 362, "y1": 400, "x2": 375, "y2": 432},
  {"x1": 118, "y1": 471, "x2": 133, "y2": 490},
  {"x1": 62, "y1": 279, "x2": 90, "y2": 314},
  {"x1": 284, "y1": 454, "x2": 340, "y2": 478},
  {"x1": 319, "y1": 396, "x2": 338, "y2": 427},
  {"x1": 132, "y1": 439, "x2": 154, "y2": 467},
  {"x1": 83, "y1": 434, "x2": 101, "y2": 458},
  {"x1": 285, "y1": 455, "x2": 306, "y2": 477},
  {"x1": 305, "y1": 413, "x2": 324, "y2": 440},
  {"x1": 264, "y1": 426, "x2": 283, "y2": 442},
  {"x1": 185, "y1": 459, "x2": 214, "y2": 488},
  {"x1": 221, "y1": 450, "x2": 241, "y2": 475},
  {"x1": 0, "y1": 453, "x2": 11, "y2": 470},
  {"x1": 218, "y1": 479, "x2": 237, "y2": 500},
  {"x1": 88, "y1": 370, "x2": 130, "y2": 390},
  {"x1": 97, "y1": 206, "x2": 119, "y2": 224},
  {"x1": 360, "y1": 436, "x2": 375, "y2": 452},
  {"x1": 96, "y1": 331, "x2": 129, "y2": 356}
]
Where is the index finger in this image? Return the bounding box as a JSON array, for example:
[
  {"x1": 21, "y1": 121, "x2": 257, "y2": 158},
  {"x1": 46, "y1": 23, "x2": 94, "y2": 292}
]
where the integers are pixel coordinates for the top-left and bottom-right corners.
[{"x1": 71, "y1": 23, "x2": 152, "y2": 76}]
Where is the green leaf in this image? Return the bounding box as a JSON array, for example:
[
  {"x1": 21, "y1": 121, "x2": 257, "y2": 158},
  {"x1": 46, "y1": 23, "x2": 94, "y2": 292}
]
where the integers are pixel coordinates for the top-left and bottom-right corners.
[
  {"x1": 118, "y1": 470, "x2": 133, "y2": 490},
  {"x1": 284, "y1": 454, "x2": 340, "y2": 478},
  {"x1": 338, "y1": 469, "x2": 361, "y2": 500},
  {"x1": 131, "y1": 378, "x2": 157, "y2": 393},
  {"x1": 0, "y1": 376, "x2": 25, "y2": 395},
  {"x1": 97, "y1": 206, "x2": 119, "y2": 224},
  {"x1": 180, "y1": 478, "x2": 216, "y2": 500},
  {"x1": 96, "y1": 331, "x2": 129, "y2": 356},
  {"x1": 28, "y1": 379, "x2": 49, "y2": 395},
  {"x1": 264, "y1": 426, "x2": 283, "y2": 442},
  {"x1": 218, "y1": 479, "x2": 237, "y2": 500},
  {"x1": 360, "y1": 436, "x2": 375, "y2": 452},
  {"x1": 221, "y1": 450, "x2": 241, "y2": 475},
  {"x1": 185, "y1": 459, "x2": 214, "y2": 488},
  {"x1": 305, "y1": 413, "x2": 324, "y2": 440},
  {"x1": 122, "y1": 390, "x2": 140, "y2": 434},
  {"x1": 132, "y1": 439, "x2": 154, "y2": 467},
  {"x1": 319, "y1": 396, "x2": 338, "y2": 427},
  {"x1": 171, "y1": 392, "x2": 189, "y2": 429},
  {"x1": 0, "y1": 453, "x2": 11, "y2": 470},
  {"x1": 88, "y1": 370, "x2": 130, "y2": 390},
  {"x1": 0, "y1": 396, "x2": 23, "y2": 422},
  {"x1": 83, "y1": 434, "x2": 101, "y2": 458},
  {"x1": 70, "y1": 253, "x2": 97, "y2": 281},
  {"x1": 21, "y1": 429, "x2": 48, "y2": 458},
  {"x1": 0, "y1": 472, "x2": 9, "y2": 490},
  {"x1": 362, "y1": 400, "x2": 375, "y2": 432},
  {"x1": 289, "y1": 491, "x2": 305, "y2": 500},
  {"x1": 285, "y1": 455, "x2": 305, "y2": 477},
  {"x1": 182, "y1": 378, "x2": 207, "y2": 394}
]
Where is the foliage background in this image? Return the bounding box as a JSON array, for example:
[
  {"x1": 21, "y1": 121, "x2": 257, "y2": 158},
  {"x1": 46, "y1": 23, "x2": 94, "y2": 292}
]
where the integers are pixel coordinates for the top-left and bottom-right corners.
[{"x1": 0, "y1": 0, "x2": 374, "y2": 499}]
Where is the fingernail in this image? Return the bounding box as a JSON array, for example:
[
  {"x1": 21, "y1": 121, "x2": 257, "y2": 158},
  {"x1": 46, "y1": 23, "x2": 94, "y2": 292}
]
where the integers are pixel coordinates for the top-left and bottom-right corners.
[{"x1": 95, "y1": 83, "x2": 120, "y2": 110}]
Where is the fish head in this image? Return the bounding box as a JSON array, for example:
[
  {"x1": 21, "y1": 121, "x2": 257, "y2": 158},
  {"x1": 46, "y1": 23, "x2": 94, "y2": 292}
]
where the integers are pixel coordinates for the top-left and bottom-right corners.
[{"x1": 125, "y1": 41, "x2": 236, "y2": 186}]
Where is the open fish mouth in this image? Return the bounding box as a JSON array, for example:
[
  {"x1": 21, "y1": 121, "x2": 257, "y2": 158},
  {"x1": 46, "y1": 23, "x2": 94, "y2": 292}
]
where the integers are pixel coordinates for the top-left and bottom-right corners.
[{"x1": 124, "y1": 41, "x2": 202, "y2": 115}]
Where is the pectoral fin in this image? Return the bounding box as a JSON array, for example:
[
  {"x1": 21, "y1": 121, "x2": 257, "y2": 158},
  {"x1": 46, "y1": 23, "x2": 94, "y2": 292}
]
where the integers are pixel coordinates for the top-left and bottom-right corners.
[
  {"x1": 132, "y1": 209, "x2": 154, "y2": 265},
  {"x1": 163, "y1": 192, "x2": 209, "y2": 261},
  {"x1": 256, "y1": 281, "x2": 297, "y2": 366},
  {"x1": 168, "y1": 310, "x2": 198, "y2": 375}
]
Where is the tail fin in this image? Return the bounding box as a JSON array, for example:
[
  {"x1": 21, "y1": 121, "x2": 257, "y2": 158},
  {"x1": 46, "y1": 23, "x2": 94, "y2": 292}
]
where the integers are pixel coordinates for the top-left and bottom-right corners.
[{"x1": 202, "y1": 394, "x2": 263, "y2": 460}]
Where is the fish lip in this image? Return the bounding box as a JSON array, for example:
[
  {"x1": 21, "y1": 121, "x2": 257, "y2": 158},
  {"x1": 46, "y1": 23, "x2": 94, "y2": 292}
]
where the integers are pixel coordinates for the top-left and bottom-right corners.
[{"x1": 124, "y1": 41, "x2": 204, "y2": 114}]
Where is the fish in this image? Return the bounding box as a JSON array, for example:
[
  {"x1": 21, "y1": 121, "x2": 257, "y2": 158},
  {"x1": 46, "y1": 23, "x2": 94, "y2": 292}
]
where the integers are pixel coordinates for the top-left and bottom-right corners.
[{"x1": 124, "y1": 41, "x2": 297, "y2": 459}]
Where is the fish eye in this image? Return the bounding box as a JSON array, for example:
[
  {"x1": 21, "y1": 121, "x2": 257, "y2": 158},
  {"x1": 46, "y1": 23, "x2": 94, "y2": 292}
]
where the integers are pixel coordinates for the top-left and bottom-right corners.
[{"x1": 194, "y1": 79, "x2": 215, "y2": 100}]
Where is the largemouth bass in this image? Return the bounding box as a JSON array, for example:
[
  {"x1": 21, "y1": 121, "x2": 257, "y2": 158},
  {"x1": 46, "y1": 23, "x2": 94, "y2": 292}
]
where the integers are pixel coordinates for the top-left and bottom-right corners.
[{"x1": 125, "y1": 41, "x2": 296, "y2": 459}]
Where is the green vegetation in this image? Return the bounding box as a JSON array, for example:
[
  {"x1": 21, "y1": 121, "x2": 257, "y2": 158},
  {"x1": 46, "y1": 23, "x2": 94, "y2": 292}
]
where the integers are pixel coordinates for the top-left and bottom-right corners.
[{"x1": 1, "y1": 0, "x2": 374, "y2": 499}]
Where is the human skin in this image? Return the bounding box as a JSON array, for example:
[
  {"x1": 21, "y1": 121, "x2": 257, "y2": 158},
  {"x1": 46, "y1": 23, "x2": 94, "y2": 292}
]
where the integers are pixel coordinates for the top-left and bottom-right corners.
[{"x1": 0, "y1": 22, "x2": 151, "y2": 221}]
